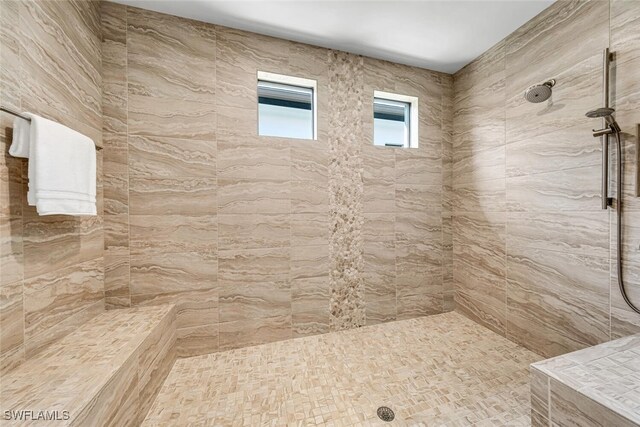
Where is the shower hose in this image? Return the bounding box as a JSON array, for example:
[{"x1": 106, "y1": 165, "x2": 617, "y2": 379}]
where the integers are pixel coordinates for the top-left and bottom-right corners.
[{"x1": 614, "y1": 131, "x2": 640, "y2": 315}]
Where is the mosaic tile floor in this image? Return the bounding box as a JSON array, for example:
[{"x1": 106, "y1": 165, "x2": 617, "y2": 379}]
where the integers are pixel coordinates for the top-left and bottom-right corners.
[{"x1": 143, "y1": 312, "x2": 542, "y2": 426}]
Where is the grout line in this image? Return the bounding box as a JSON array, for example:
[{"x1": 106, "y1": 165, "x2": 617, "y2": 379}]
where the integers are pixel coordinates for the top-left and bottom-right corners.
[
  {"x1": 502, "y1": 40, "x2": 509, "y2": 340},
  {"x1": 122, "y1": 5, "x2": 131, "y2": 309},
  {"x1": 546, "y1": 376, "x2": 551, "y2": 424}
]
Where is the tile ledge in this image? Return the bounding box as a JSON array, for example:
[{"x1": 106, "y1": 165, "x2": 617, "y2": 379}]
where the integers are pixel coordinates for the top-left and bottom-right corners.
[
  {"x1": 1, "y1": 304, "x2": 176, "y2": 426},
  {"x1": 531, "y1": 333, "x2": 640, "y2": 424}
]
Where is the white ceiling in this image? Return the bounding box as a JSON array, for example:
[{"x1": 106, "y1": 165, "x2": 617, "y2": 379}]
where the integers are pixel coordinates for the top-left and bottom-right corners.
[{"x1": 113, "y1": 0, "x2": 554, "y2": 74}]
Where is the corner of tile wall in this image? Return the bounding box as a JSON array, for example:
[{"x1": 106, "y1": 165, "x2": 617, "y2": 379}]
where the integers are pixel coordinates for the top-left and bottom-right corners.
[
  {"x1": 0, "y1": 0, "x2": 104, "y2": 374},
  {"x1": 451, "y1": 0, "x2": 640, "y2": 358}
]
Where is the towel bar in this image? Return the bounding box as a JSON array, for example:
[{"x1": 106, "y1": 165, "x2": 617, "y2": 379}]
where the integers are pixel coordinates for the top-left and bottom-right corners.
[{"x1": 1, "y1": 106, "x2": 103, "y2": 151}]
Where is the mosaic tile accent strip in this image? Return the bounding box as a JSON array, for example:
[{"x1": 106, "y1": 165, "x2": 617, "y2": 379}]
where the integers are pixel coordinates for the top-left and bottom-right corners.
[
  {"x1": 328, "y1": 50, "x2": 366, "y2": 331},
  {"x1": 532, "y1": 333, "x2": 640, "y2": 426},
  {"x1": 143, "y1": 311, "x2": 542, "y2": 426}
]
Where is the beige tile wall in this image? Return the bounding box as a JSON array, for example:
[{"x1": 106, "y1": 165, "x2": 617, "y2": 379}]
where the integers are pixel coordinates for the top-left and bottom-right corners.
[
  {"x1": 10, "y1": 0, "x2": 632, "y2": 369},
  {"x1": 0, "y1": 0, "x2": 104, "y2": 375},
  {"x1": 101, "y1": 3, "x2": 453, "y2": 356},
  {"x1": 453, "y1": 0, "x2": 640, "y2": 359}
]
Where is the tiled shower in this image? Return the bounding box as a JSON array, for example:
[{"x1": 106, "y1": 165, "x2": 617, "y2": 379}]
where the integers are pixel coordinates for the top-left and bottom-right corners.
[
  {"x1": 99, "y1": 4, "x2": 454, "y2": 354},
  {"x1": 1, "y1": 0, "x2": 639, "y2": 425},
  {"x1": 454, "y1": 0, "x2": 640, "y2": 356}
]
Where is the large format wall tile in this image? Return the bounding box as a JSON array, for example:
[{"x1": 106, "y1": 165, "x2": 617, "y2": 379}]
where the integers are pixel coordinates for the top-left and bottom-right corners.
[
  {"x1": 0, "y1": 281, "x2": 24, "y2": 372},
  {"x1": 453, "y1": 211, "x2": 506, "y2": 335},
  {"x1": 506, "y1": 244, "x2": 610, "y2": 354},
  {"x1": 363, "y1": 180, "x2": 394, "y2": 213},
  {"x1": 291, "y1": 180, "x2": 330, "y2": 214},
  {"x1": 218, "y1": 315, "x2": 292, "y2": 351},
  {"x1": 505, "y1": 123, "x2": 601, "y2": 178},
  {"x1": 128, "y1": 94, "x2": 216, "y2": 141},
  {"x1": 11, "y1": 0, "x2": 635, "y2": 373},
  {"x1": 292, "y1": 276, "x2": 330, "y2": 336},
  {"x1": 291, "y1": 245, "x2": 330, "y2": 335},
  {"x1": 22, "y1": 197, "x2": 103, "y2": 282},
  {"x1": 130, "y1": 248, "x2": 217, "y2": 295},
  {"x1": 218, "y1": 214, "x2": 290, "y2": 250},
  {"x1": 0, "y1": 0, "x2": 103, "y2": 375},
  {"x1": 129, "y1": 135, "x2": 216, "y2": 178},
  {"x1": 505, "y1": 0, "x2": 609, "y2": 97},
  {"x1": 127, "y1": 7, "x2": 216, "y2": 103},
  {"x1": 0, "y1": 141, "x2": 23, "y2": 221},
  {"x1": 506, "y1": 166, "x2": 602, "y2": 212},
  {"x1": 507, "y1": 211, "x2": 609, "y2": 257},
  {"x1": 23, "y1": 258, "x2": 104, "y2": 357},
  {"x1": 364, "y1": 239, "x2": 396, "y2": 324},
  {"x1": 0, "y1": 0, "x2": 20, "y2": 112},
  {"x1": 453, "y1": 0, "x2": 640, "y2": 360},
  {"x1": 217, "y1": 135, "x2": 289, "y2": 181},
  {"x1": 395, "y1": 151, "x2": 442, "y2": 186},
  {"x1": 217, "y1": 179, "x2": 290, "y2": 214},
  {"x1": 453, "y1": 178, "x2": 506, "y2": 212},
  {"x1": 19, "y1": 0, "x2": 102, "y2": 134},
  {"x1": 129, "y1": 177, "x2": 216, "y2": 216},
  {"x1": 610, "y1": 0, "x2": 640, "y2": 339},
  {"x1": 291, "y1": 213, "x2": 329, "y2": 247},
  {"x1": 454, "y1": 143, "x2": 505, "y2": 185},
  {"x1": 505, "y1": 54, "x2": 603, "y2": 146},
  {"x1": 611, "y1": 209, "x2": 640, "y2": 338},
  {"x1": 102, "y1": 1, "x2": 129, "y2": 309},
  {"x1": 104, "y1": 246, "x2": 129, "y2": 308},
  {"x1": 176, "y1": 323, "x2": 218, "y2": 358},
  {"x1": 130, "y1": 215, "x2": 217, "y2": 253},
  {"x1": 0, "y1": 215, "x2": 23, "y2": 287},
  {"x1": 218, "y1": 247, "x2": 290, "y2": 322},
  {"x1": 291, "y1": 143, "x2": 328, "y2": 182},
  {"x1": 97, "y1": 3, "x2": 451, "y2": 357}
]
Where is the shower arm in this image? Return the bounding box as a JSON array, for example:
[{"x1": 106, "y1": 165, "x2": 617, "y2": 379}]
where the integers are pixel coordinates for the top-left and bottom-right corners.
[{"x1": 593, "y1": 120, "x2": 622, "y2": 137}]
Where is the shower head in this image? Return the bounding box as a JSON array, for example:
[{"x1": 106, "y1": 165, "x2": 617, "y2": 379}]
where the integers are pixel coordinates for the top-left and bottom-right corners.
[
  {"x1": 586, "y1": 107, "x2": 619, "y2": 127},
  {"x1": 524, "y1": 79, "x2": 555, "y2": 103},
  {"x1": 585, "y1": 107, "x2": 615, "y2": 119},
  {"x1": 586, "y1": 107, "x2": 621, "y2": 136}
]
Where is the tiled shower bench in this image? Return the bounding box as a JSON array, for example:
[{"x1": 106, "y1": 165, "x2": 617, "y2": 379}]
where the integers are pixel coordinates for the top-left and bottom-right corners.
[
  {"x1": 530, "y1": 334, "x2": 640, "y2": 427},
  {"x1": 1, "y1": 305, "x2": 176, "y2": 426}
]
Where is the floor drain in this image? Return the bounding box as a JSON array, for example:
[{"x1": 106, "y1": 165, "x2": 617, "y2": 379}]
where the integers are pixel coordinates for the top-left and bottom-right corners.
[{"x1": 377, "y1": 406, "x2": 395, "y2": 422}]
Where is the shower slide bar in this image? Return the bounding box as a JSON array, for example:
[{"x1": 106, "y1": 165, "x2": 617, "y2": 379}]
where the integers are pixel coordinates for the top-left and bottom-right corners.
[
  {"x1": 0, "y1": 105, "x2": 103, "y2": 151},
  {"x1": 636, "y1": 124, "x2": 640, "y2": 198},
  {"x1": 602, "y1": 48, "x2": 612, "y2": 209}
]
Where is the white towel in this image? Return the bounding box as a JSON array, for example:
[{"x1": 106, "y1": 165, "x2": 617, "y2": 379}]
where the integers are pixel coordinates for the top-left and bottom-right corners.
[
  {"x1": 8, "y1": 113, "x2": 32, "y2": 158},
  {"x1": 26, "y1": 115, "x2": 96, "y2": 216}
]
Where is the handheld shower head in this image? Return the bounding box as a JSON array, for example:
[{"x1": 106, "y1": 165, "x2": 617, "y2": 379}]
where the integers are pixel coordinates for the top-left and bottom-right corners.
[
  {"x1": 586, "y1": 107, "x2": 621, "y2": 136},
  {"x1": 586, "y1": 107, "x2": 615, "y2": 119},
  {"x1": 524, "y1": 79, "x2": 555, "y2": 103}
]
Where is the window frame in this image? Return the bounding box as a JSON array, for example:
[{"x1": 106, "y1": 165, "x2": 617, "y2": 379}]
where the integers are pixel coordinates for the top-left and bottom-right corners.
[
  {"x1": 373, "y1": 90, "x2": 419, "y2": 148},
  {"x1": 257, "y1": 71, "x2": 318, "y2": 140}
]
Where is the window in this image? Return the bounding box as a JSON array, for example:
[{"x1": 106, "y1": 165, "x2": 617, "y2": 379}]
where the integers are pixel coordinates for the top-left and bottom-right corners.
[
  {"x1": 258, "y1": 71, "x2": 317, "y2": 140},
  {"x1": 373, "y1": 91, "x2": 418, "y2": 148}
]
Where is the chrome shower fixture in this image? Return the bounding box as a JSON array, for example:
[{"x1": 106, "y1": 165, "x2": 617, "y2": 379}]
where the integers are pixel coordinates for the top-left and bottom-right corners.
[
  {"x1": 586, "y1": 65, "x2": 640, "y2": 315},
  {"x1": 586, "y1": 107, "x2": 621, "y2": 136},
  {"x1": 523, "y1": 79, "x2": 555, "y2": 103}
]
